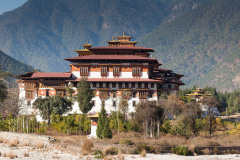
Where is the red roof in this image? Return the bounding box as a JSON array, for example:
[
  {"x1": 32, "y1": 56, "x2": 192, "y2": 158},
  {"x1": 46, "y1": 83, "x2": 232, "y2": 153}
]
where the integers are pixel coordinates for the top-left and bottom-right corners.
[
  {"x1": 67, "y1": 78, "x2": 163, "y2": 83},
  {"x1": 89, "y1": 46, "x2": 154, "y2": 52},
  {"x1": 65, "y1": 55, "x2": 157, "y2": 62},
  {"x1": 31, "y1": 72, "x2": 71, "y2": 78}
]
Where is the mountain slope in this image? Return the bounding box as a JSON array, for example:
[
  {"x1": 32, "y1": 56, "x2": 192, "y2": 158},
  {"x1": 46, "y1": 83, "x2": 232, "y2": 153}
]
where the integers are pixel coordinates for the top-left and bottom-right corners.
[
  {"x1": 0, "y1": 50, "x2": 34, "y2": 76},
  {"x1": 138, "y1": 0, "x2": 240, "y2": 92},
  {"x1": 0, "y1": 0, "x2": 207, "y2": 72}
]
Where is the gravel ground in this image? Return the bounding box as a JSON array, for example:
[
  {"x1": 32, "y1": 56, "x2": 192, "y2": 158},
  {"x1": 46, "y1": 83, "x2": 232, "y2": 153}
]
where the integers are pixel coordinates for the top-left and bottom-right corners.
[{"x1": 0, "y1": 132, "x2": 239, "y2": 160}]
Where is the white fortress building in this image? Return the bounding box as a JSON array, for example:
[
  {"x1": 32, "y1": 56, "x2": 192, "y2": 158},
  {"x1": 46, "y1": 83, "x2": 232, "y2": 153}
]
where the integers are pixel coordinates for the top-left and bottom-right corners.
[{"x1": 17, "y1": 33, "x2": 184, "y2": 117}]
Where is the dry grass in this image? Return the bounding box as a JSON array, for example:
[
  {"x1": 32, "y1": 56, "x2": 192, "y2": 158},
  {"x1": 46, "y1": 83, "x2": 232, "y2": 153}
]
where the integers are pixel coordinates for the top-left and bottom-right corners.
[
  {"x1": 103, "y1": 146, "x2": 118, "y2": 155},
  {"x1": 52, "y1": 155, "x2": 60, "y2": 159},
  {"x1": 140, "y1": 149, "x2": 146, "y2": 157},
  {"x1": 24, "y1": 152, "x2": 29, "y2": 157},
  {"x1": 118, "y1": 149, "x2": 125, "y2": 160},
  {"x1": 19, "y1": 141, "x2": 29, "y2": 147},
  {"x1": 81, "y1": 140, "x2": 94, "y2": 155},
  {"x1": 8, "y1": 140, "x2": 19, "y2": 148},
  {"x1": 36, "y1": 142, "x2": 45, "y2": 149},
  {"x1": 8, "y1": 152, "x2": 17, "y2": 159},
  {"x1": 3, "y1": 153, "x2": 7, "y2": 157}
]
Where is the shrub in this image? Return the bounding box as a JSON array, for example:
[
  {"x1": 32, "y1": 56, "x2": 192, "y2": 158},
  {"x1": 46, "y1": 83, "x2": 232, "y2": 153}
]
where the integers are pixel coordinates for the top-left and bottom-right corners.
[
  {"x1": 94, "y1": 150, "x2": 103, "y2": 159},
  {"x1": 36, "y1": 142, "x2": 44, "y2": 149},
  {"x1": 171, "y1": 146, "x2": 191, "y2": 156},
  {"x1": 119, "y1": 139, "x2": 134, "y2": 145},
  {"x1": 24, "y1": 152, "x2": 29, "y2": 157},
  {"x1": 137, "y1": 144, "x2": 155, "y2": 154},
  {"x1": 161, "y1": 120, "x2": 172, "y2": 133},
  {"x1": 103, "y1": 146, "x2": 118, "y2": 155},
  {"x1": 82, "y1": 140, "x2": 94, "y2": 154},
  {"x1": 8, "y1": 152, "x2": 17, "y2": 159}
]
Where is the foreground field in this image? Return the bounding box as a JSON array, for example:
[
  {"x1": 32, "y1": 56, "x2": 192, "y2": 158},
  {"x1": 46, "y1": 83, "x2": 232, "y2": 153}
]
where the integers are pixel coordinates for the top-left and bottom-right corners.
[{"x1": 0, "y1": 131, "x2": 239, "y2": 160}]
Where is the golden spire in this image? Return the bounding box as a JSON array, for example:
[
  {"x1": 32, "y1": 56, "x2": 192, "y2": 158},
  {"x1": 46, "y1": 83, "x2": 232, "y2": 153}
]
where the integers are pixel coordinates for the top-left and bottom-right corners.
[
  {"x1": 123, "y1": 31, "x2": 125, "y2": 36},
  {"x1": 112, "y1": 36, "x2": 115, "y2": 40}
]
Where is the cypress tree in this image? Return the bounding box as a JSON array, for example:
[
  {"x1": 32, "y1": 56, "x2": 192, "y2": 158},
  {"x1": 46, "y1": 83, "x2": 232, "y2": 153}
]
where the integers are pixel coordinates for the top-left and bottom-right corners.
[
  {"x1": 102, "y1": 117, "x2": 112, "y2": 139},
  {"x1": 77, "y1": 78, "x2": 94, "y2": 114},
  {"x1": 96, "y1": 102, "x2": 111, "y2": 139}
]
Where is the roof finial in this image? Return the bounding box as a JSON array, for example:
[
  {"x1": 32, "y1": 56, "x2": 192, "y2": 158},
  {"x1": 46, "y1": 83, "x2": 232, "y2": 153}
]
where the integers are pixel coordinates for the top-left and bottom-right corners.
[
  {"x1": 123, "y1": 31, "x2": 125, "y2": 36},
  {"x1": 112, "y1": 36, "x2": 115, "y2": 40},
  {"x1": 87, "y1": 41, "x2": 88, "y2": 44}
]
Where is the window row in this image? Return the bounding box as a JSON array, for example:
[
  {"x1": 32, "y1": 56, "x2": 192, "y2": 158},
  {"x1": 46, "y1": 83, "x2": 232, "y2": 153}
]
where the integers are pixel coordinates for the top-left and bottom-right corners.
[
  {"x1": 79, "y1": 66, "x2": 142, "y2": 77},
  {"x1": 92, "y1": 82, "x2": 155, "y2": 89},
  {"x1": 99, "y1": 90, "x2": 154, "y2": 99}
]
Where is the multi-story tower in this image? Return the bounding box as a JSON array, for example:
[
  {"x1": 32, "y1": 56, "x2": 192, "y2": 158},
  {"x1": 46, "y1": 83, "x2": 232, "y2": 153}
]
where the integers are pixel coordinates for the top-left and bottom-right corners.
[{"x1": 18, "y1": 33, "x2": 184, "y2": 117}]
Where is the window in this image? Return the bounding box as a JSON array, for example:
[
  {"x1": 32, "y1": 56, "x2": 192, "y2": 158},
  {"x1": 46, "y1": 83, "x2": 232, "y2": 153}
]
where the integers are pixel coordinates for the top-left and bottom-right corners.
[
  {"x1": 73, "y1": 83, "x2": 78, "y2": 88},
  {"x1": 145, "y1": 83, "x2": 148, "y2": 88},
  {"x1": 99, "y1": 83, "x2": 103, "y2": 88},
  {"x1": 112, "y1": 82, "x2": 116, "y2": 88},
  {"x1": 99, "y1": 91, "x2": 108, "y2": 99},
  {"x1": 138, "y1": 83, "x2": 142, "y2": 88},
  {"x1": 139, "y1": 91, "x2": 148, "y2": 99},
  {"x1": 125, "y1": 83, "x2": 129, "y2": 88},
  {"x1": 25, "y1": 91, "x2": 33, "y2": 99},
  {"x1": 113, "y1": 66, "x2": 120, "y2": 76},
  {"x1": 119, "y1": 82, "x2": 122, "y2": 89},
  {"x1": 158, "y1": 84, "x2": 162, "y2": 88},
  {"x1": 131, "y1": 82, "x2": 135, "y2": 88},
  {"x1": 93, "y1": 82, "x2": 96, "y2": 88},
  {"x1": 101, "y1": 66, "x2": 108, "y2": 76},
  {"x1": 168, "y1": 85, "x2": 171, "y2": 88},
  {"x1": 92, "y1": 100, "x2": 95, "y2": 107},
  {"x1": 27, "y1": 100, "x2": 31, "y2": 106},
  {"x1": 106, "y1": 83, "x2": 109, "y2": 88},
  {"x1": 56, "y1": 90, "x2": 65, "y2": 97},
  {"x1": 151, "y1": 83, "x2": 154, "y2": 88},
  {"x1": 132, "y1": 66, "x2": 141, "y2": 77},
  {"x1": 80, "y1": 66, "x2": 89, "y2": 76},
  {"x1": 25, "y1": 83, "x2": 34, "y2": 90}
]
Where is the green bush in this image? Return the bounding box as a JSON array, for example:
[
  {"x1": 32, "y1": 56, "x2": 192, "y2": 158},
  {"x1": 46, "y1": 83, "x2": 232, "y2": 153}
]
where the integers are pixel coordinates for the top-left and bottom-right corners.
[
  {"x1": 119, "y1": 139, "x2": 134, "y2": 145},
  {"x1": 94, "y1": 150, "x2": 103, "y2": 159},
  {"x1": 171, "y1": 146, "x2": 191, "y2": 156},
  {"x1": 161, "y1": 120, "x2": 172, "y2": 133}
]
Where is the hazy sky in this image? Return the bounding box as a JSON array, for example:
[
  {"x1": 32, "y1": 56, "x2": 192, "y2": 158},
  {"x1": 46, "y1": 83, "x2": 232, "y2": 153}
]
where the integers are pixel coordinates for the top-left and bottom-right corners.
[{"x1": 0, "y1": 0, "x2": 28, "y2": 15}]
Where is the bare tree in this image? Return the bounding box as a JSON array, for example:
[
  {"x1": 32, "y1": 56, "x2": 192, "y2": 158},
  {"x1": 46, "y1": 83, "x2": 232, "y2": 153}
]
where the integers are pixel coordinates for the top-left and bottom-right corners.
[
  {"x1": 201, "y1": 96, "x2": 220, "y2": 136},
  {"x1": 164, "y1": 94, "x2": 186, "y2": 119}
]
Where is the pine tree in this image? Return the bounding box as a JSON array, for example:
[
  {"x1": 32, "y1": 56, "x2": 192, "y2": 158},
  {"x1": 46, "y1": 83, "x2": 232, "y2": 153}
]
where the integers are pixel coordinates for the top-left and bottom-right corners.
[{"x1": 77, "y1": 78, "x2": 94, "y2": 114}]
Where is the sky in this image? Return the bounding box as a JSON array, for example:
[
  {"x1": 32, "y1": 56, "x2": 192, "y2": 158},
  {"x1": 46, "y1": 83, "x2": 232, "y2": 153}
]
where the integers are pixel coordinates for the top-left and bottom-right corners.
[{"x1": 0, "y1": 0, "x2": 28, "y2": 15}]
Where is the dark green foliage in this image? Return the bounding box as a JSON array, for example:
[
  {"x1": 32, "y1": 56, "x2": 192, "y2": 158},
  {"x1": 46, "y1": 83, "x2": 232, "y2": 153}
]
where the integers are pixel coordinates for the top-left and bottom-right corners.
[
  {"x1": 171, "y1": 146, "x2": 191, "y2": 156},
  {"x1": 33, "y1": 95, "x2": 72, "y2": 124},
  {"x1": 96, "y1": 103, "x2": 112, "y2": 139},
  {"x1": 51, "y1": 114, "x2": 91, "y2": 134},
  {"x1": 102, "y1": 117, "x2": 112, "y2": 139},
  {"x1": 0, "y1": 79, "x2": 7, "y2": 103},
  {"x1": 161, "y1": 120, "x2": 172, "y2": 134},
  {"x1": 94, "y1": 150, "x2": 103, "y2": 159},
  {"x1": 77, "y1": 78, "x2": 94, "y2": 114}
]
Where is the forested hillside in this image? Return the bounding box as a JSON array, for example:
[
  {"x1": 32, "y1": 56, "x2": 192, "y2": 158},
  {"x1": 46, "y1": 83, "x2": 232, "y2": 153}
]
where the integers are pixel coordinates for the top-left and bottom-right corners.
[
  {"x1": 0, "y1": 0, "x2": 206, "y2": 72},
  {"x1": 138, "y1": 0, "x2": 240, "y2": 92},
  {"x1": 0, "y1": 50, "x2": 34, "y2": 76}
]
